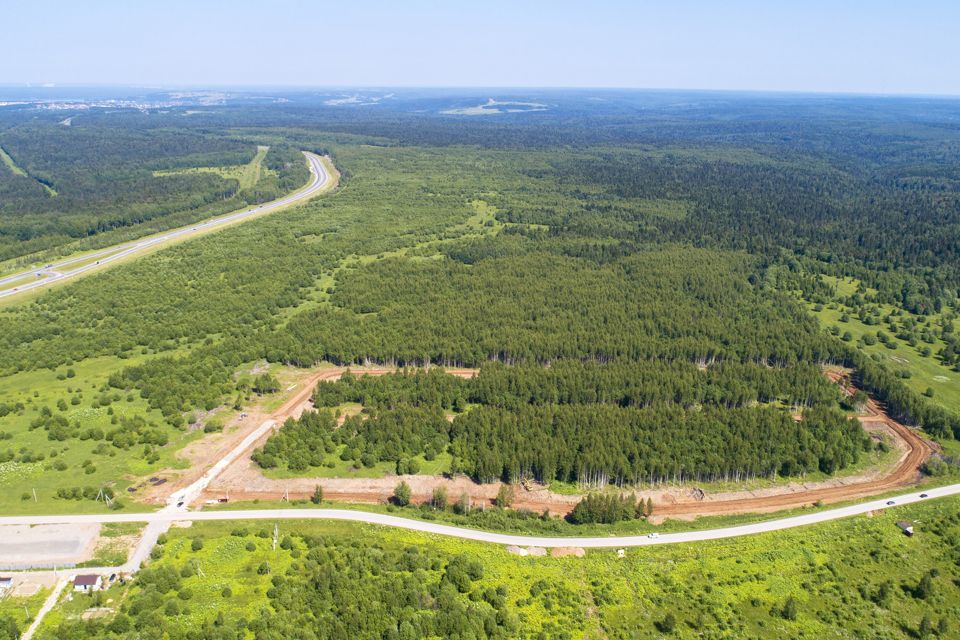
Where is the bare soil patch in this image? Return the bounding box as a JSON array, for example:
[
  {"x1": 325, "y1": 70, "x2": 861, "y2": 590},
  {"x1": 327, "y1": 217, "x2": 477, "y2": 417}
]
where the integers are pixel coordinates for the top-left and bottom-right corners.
[{"x1": 202, "y1": 369, "x2": 935, "y2": 520}]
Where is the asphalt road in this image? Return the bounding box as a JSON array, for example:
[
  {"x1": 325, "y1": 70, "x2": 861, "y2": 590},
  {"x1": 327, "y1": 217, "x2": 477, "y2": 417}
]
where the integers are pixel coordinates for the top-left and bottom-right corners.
[
  {"x1": 2, "y1": 483, "x2": 957, "y2": 550},
  {"x1": 0, "y1": 151, "x2": 330, "y2": 298}
]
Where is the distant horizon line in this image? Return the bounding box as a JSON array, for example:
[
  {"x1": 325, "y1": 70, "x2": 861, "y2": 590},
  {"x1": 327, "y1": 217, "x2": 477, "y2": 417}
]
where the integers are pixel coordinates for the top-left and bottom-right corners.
[{"x1": 1, "y1": 83, "x2": 960, "y2": 100}]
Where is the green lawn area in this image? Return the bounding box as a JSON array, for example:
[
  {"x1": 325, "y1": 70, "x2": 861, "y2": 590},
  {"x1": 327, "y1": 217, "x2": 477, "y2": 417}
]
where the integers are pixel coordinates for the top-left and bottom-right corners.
[{"x1": 0, "y1": 355, "x2": 202, "y2": 515}]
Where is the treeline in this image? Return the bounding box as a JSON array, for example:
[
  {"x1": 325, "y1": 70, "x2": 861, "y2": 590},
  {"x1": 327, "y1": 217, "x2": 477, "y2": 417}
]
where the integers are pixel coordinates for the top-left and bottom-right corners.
[
  {"x1": 314, "y1": 361, "x2": 843, "y2": 413},
  {"x1": 452, "y1": 404, "x2": 866, "y2": 484},
  {"x1": 279, "y1": 249, "x2": 840, "y2": 368},
  {"x1": 260, "y1": 366, "x2": 867, "y2": 485},
  {"x1": 0, "y1": 124, "x2": 311, "y2": 260}
]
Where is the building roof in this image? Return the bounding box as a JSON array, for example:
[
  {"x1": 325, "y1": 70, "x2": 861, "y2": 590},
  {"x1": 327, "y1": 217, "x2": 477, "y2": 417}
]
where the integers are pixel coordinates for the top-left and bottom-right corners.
[{"x1": 74, "y1": 574, "x2": 101, "y2": 586}]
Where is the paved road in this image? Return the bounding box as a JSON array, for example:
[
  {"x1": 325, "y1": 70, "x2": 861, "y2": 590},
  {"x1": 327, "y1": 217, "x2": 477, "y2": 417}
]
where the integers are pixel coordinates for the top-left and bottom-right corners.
[
  {"x1": 2, "y1": 483, "x2": 957, "y2": 550},
  {"x1": 0, "y1": 151, "x2": 330, "y2": 298}
]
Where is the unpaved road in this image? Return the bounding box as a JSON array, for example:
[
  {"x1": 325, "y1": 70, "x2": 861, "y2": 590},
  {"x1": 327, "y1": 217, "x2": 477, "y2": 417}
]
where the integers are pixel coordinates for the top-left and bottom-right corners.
[
  {"x1": 143, "y1": 367, "x2": 478, "y2": 506},
  {"x1": 0, "y1": 151, "x2": 333, "y2": 298},
  {"x1": 204, "y1": 369, "x2": 935, "y2": 518}
]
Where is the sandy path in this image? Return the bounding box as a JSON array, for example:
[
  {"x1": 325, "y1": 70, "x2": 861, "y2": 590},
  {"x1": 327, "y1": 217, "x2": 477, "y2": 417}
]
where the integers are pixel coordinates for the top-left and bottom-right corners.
[{"x1": 140, "y1": 367, "x2": 477, "y2": 505}]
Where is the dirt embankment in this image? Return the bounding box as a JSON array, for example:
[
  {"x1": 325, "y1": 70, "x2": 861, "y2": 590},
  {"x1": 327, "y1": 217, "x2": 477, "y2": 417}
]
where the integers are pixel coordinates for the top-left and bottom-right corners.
[
  {"x1": 200, "y1": 367, "x2": 936, "y2": 520},
  {"x1": 140, "y1": 366, "x2": 477, "y2": 505}
]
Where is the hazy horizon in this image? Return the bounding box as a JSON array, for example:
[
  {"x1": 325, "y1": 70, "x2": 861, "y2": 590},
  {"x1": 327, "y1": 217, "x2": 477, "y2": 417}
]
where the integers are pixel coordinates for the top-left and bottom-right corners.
[{"x1": 2, "y1": 0, "x2": 959, "y2": 96}]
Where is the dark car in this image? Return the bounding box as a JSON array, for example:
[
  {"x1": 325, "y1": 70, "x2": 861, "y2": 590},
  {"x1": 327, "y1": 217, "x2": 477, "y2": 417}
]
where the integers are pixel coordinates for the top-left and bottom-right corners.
[{"x1": 919, "y1": 493, "x2": 929, "y2": 498}]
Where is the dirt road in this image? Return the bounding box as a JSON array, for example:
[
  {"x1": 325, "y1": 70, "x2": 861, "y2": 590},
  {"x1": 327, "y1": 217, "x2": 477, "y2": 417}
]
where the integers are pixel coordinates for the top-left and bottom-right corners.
[
  {"x1": 142, "y1": 366, "x2": 477, "y2": 505},
  {"x1": 202, "y1": 368, "x2": 935, "y2": 519}
]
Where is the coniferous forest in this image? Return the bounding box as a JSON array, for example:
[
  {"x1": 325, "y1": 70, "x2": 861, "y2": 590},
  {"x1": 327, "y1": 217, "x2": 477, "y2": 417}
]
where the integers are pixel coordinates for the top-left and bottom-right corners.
[{"x1": 1, "y1": 88, "x2": 959, "y2": 639}]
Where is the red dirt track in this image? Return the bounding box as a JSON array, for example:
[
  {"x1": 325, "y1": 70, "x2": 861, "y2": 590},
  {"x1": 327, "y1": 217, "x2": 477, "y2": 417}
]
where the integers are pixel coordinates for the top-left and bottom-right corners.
[{"x1": 197, "y1": 367, "x2": 935, "y2": 520}]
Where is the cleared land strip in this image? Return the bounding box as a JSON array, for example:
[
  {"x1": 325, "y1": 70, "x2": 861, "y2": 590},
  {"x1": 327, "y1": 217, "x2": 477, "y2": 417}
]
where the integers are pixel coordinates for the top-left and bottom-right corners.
[{"x1": 0, "y1": 151, "x2": 334, "y2": 299}]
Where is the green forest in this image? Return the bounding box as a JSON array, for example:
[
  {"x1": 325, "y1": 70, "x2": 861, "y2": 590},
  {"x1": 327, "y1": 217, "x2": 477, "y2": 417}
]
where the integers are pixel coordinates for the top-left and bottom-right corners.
[
  {"x1": 1, "y1": 98, "x2": 958, "y2": 511},
  {"x1": 255, "y1": 365, "x2": 869, "y2": 485},
  {"x1": 0, "y1": 117, "x2": 310, "y2": 261},
  {"x1": 0, "y1": 89, "x2": 959, "y2": 639}
]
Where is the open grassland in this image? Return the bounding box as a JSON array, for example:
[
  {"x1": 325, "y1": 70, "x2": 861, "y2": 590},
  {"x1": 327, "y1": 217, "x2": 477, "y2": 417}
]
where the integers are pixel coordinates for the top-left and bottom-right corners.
[
  {"x1": 0, "y1": 355, "x2": 200, "y2": 515},
  {"x1": 804, "y1": 275, "x2": 960, "y2": 415},
  {"x1": 153, "y1": 145, "x2": 274, "y2": 190},
  {"x1": 0, "y1": 145, "x2": 28, "y2": 177},
  {"x1": 36, "y1": 496, "x2": 960, "y2": 639}
]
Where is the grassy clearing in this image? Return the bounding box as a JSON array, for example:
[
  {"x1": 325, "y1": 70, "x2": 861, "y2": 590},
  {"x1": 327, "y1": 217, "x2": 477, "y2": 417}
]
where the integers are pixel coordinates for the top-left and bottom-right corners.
[
  {"x1": 152, "y1": 145, "x2": 273, "y2": 190},
  {"x1": 805, "y1": 276, "x2": 960, "y2": 414},
  {"x1": 0, "y1": 145, "x2": 28, "y2": 177},
  {"x1": 0, "y1": 355, "x2": 201, "y2": 515},
  {"x1": 0, "y1": 144, "x2": 56, "y2": 196},
  {"x1": 0, "y1": 586, "x2": 49, "y2": 633}
]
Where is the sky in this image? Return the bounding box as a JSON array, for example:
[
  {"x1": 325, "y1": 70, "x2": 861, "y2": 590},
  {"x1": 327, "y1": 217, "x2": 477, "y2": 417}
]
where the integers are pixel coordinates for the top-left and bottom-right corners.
[{"x1": 1, "y1": 0, "x2": 958, "y2": 95}]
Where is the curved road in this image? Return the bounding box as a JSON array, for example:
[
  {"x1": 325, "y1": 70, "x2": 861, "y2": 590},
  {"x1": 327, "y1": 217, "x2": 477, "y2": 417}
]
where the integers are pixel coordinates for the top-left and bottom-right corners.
[
  {"x1": 1, "y1": 484, "x2": 957, "y2": 551},
  {"x1": 0, "y1": 151, "x2": 331, "y2": 299}
]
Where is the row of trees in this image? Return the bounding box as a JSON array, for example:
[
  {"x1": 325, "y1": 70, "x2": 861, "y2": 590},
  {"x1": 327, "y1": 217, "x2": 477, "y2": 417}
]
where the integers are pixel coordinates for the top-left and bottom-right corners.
[
  {"x1": 314, "y1": 360, "x2": 843, "y2": 413},
  {"x1": 259, "y1": 377, "x2": 869, "y2": 485}
]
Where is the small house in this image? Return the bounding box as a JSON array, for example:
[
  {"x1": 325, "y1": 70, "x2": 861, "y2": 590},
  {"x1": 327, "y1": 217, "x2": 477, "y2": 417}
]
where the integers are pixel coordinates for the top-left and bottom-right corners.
[
  {"x1": 73, "y1": 574, "x2": 103, "y2": 592},
  {"x1": 896, "y1": 521, "x2": 914, "y2": 537},
  {"x1": 0, "y1": 576, "x2": 12, "y2": 593}
]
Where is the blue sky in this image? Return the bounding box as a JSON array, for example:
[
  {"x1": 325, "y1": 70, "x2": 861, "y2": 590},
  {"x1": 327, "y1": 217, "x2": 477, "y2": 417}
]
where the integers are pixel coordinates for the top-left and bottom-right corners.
[{"x1": 1, "y1": 0, "x2": 958, "y2": 94}]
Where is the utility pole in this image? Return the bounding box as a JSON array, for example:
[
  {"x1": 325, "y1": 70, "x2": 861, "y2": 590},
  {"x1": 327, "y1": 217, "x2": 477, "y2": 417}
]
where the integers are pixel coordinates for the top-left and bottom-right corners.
[
  {"x1": 32, "y1": 488, "x2": 37, "y2": 503},
  {"x1": 272, "y1": 524, "x2": 278, "y2": 551}
]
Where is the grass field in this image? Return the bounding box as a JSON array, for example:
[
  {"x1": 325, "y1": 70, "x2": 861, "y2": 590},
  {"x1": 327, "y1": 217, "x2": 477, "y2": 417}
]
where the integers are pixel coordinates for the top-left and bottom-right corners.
[
  {"x1": 153, "y1": 145, "x2": 274, "y2": 190},
  {"x1": 805, "y1": 275, "x2": 960, "y2": 414},
  {"x1": 0, "y1": 586, "x2": 49, "y2": 634},
  {"x1": 0, "y1": 355, "x2": 200, "y2": 515},
  {"x1": 0, "y1": 144, "x2": 56, "y2": 196},
  {"x1": 0, "y1": 145, "x2": 28, "y2": 177},
  {"x1": 37, "y1": 495, "x2": 960, "y2": 639}
]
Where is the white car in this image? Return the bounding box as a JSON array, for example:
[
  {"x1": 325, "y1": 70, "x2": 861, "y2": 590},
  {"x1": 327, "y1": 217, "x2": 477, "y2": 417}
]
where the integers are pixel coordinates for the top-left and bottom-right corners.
[{"x1": 648, "y1": 532, "x2": 660, "y2": 539}]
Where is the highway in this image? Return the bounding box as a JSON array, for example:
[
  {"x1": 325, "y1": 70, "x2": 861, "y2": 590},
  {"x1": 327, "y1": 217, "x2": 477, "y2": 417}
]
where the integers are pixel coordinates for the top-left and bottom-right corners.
[
  {"x1": 0, "y1": 151, "x2": 331, "y2": 298},
  {"x1": 2, "y1": 483, "x2": 957, "y2": 551}
]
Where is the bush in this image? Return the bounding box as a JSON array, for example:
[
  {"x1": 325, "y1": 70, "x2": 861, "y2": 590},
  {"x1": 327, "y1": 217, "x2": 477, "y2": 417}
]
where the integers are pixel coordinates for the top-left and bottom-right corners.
[
  {"x1": 495, "y1": 485, "x2": 515, "y2": 508},
  {"x1": 191, "y1": 538, "x2": 204, "y2": 552},
  {"x1": 393, "y1": 481, "x2": 412, "y2": 507}
]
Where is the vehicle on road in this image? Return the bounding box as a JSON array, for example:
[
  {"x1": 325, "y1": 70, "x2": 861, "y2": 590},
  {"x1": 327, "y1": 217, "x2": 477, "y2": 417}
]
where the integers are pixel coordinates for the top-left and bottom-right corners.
[
  {"x1": 176, "y1": 501, "x2": 184, "y2": 508},
  {"x1": 886, "y1": 500, "x2": 896, "y2": 505},
  {"x1": 648, "y1": 532, "x2": 659, "y2": 539},
  {"x1": 920, "y1": 493, "x2": 928, "y2": 498}
]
